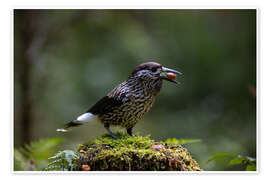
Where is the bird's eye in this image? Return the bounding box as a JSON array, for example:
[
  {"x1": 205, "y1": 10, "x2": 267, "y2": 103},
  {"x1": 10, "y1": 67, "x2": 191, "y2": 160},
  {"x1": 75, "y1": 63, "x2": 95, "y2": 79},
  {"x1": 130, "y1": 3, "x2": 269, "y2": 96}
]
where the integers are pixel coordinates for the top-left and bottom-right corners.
[{"x1": 151, "y1": 67, "x2": 158, "y2": 72}]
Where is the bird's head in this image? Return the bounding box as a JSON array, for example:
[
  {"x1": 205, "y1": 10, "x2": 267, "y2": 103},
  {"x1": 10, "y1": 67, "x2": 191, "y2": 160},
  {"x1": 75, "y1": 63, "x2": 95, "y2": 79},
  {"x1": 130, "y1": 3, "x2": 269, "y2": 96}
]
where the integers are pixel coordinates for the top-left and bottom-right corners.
[{"x1": 130, "y1": 62, "x2": 182, "y2": 84}]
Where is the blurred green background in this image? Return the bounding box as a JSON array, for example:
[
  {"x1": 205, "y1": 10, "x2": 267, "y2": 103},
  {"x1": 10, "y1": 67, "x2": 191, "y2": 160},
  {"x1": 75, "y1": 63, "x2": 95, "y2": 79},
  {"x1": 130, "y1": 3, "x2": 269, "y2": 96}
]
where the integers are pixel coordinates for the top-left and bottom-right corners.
[{"x1": 14, "y1": 9, "x2": 256, "y2": 170}]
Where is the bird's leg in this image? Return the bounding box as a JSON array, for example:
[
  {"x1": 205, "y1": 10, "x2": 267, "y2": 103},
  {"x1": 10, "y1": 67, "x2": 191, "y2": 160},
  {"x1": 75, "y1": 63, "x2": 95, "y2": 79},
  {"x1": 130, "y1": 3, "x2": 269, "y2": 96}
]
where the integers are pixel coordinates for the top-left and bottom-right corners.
[
  {"x1": 104, "y1": 123, "x2": 119, "y2": 139},
  {"x1": 127, "y1": 127, "x2": 134, "y2": 136}
]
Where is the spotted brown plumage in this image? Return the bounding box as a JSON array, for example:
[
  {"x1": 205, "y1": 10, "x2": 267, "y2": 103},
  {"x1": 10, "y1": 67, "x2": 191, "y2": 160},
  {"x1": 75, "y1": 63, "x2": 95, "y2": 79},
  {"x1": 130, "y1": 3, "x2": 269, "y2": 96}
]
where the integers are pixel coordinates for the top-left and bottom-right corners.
[{"x1": 57, "y1": 62, "x2": 182, "y2": 139}]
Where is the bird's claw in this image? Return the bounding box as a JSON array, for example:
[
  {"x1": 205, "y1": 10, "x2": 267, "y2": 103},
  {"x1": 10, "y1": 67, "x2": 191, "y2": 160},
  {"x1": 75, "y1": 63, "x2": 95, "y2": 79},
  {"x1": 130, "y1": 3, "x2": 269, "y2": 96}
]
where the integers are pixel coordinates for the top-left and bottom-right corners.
[{"x1": 111, "y1": 134, "x2": 119, "y2": 139}]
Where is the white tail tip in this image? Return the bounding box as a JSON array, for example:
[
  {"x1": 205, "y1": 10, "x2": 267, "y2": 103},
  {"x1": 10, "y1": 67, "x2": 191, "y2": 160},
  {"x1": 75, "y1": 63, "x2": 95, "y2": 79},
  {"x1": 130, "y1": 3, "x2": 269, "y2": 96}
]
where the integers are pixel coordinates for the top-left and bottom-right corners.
[{"x1": 56, "y1": 128, "x2": 68, "y2": 132}]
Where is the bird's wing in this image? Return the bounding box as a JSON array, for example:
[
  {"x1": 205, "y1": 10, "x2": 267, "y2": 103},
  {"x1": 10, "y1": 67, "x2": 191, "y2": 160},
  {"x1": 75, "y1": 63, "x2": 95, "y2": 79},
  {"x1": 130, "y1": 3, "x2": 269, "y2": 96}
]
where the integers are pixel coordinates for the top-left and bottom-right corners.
[
  {"x1": 86, "y1": 95, "x2": 124, "y2": 115},
  {"x1": 87, "y1": 81, "x2": 133, "y2": 115}
]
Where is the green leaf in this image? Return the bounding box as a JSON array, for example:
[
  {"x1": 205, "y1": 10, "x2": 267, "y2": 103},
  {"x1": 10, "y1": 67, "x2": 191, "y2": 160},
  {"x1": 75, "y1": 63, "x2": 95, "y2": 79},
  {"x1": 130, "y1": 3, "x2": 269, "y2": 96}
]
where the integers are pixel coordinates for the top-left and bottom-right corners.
[
  {"x1": 46, "y1": 150, "x2": 80, "y2": 171},
  {"x1": 14, "y1": 149, "x2": 27, "y2": 171},
  {"x1": 246, "y1": 156, "x2": 256, "y2": 163},
  {"x1": 20, "y1": 138, "x2": 62, "y2": 160},
  {"x1": 14, "y1": 138, "x2": 63, "y2": 171},
  {"x1": 165, "y1": 138, "x2": 201, "y2": 145},
  {"x1": 179, "y1": 139, "x2": 202, "y2": 144},
  {"x1": 207, "y1": 153, "x2": 237, "y2": 163},
  {"x1": 165, "y1": 138, "x2": 178, "y2": 144},
  {"x1": 246, "y1": 164, "x2": 256, "y2": 171},
  {"x1": 228, "y1": 157, "x2": 244, "y2": 166}
]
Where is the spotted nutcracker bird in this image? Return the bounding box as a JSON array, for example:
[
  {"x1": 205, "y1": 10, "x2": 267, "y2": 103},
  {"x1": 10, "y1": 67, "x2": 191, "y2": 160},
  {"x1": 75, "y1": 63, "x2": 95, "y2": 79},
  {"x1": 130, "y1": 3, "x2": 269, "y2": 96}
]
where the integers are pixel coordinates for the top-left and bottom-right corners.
[{"x1": 57, "y1": 62, "x2": 182, "y2": 139}]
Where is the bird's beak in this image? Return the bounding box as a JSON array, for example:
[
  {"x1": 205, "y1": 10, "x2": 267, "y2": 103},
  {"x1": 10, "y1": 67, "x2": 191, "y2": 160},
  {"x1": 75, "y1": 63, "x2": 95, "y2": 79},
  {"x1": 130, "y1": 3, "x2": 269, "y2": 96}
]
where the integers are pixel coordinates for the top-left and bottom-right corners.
[{"x1": 160, "y1": 67, "x2": 183, "y2": 84}]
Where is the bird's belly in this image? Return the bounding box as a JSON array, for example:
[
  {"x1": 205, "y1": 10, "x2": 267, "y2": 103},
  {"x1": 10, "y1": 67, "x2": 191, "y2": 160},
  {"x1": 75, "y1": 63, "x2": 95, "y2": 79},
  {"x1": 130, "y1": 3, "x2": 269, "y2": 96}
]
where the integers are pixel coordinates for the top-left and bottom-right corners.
[{"x1": 99, "y1": 96, "x2": 155, "y2": 128}]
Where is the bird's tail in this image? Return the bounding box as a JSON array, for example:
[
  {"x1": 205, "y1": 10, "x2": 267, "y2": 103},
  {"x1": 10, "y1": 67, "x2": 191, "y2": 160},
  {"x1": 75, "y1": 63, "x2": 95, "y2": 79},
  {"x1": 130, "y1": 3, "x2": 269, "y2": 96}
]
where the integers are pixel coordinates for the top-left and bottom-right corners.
[
  {"x1": 56, "y1": 121, "x2": 82, "y2": 132},
  {"x1": 56, "y1": 112, "x2": 97, "y2": 132}
]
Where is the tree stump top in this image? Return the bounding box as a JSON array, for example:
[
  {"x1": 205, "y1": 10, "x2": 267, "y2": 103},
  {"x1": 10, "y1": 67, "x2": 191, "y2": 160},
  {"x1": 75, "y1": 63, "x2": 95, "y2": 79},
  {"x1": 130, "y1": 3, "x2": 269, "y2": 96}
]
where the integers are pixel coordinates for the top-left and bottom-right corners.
[{"x1": 75, "y1": 132, "x2": 201, "y2": 171}]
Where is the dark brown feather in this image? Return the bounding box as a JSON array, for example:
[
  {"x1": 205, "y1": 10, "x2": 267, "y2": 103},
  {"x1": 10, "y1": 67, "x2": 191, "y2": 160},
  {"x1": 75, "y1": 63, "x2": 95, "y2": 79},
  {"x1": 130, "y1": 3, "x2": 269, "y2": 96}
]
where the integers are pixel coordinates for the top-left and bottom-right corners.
[{"x1": 87, "y1": 96, "x2": 123, "y2": 115}]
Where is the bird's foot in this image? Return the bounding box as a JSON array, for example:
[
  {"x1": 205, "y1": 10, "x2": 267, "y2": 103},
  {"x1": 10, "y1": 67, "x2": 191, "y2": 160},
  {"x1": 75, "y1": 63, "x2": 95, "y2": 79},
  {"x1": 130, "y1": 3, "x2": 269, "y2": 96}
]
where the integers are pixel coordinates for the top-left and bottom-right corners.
[
  {"x1": 127, "y1": 127, "x2": 134, "y2": 136},
  {"x1": 104, "y1": 124, "x2": 119, "y2": 139},
  {"x1": 111, "y1": 134, "x2": 119, "y2": 139}
]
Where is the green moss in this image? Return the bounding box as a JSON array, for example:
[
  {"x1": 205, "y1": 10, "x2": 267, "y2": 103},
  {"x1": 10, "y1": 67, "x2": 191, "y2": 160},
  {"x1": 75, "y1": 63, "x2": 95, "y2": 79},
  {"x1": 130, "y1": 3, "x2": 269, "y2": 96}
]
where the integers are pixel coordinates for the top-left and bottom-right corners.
[
  {"x1": 77, "y1": 132, "x2": 201, "y2": 171},
  {"x1": 47, "y1": 132, "x2": 201, "y2": 171}
]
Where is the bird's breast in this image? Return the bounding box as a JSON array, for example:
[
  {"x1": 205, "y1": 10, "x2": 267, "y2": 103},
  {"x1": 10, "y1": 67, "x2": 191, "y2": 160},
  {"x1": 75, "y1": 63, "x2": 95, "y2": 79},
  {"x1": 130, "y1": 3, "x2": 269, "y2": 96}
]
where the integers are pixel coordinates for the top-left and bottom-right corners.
[
  {"x1": 99, "y1": 80, "x2": 160, "y2": 128},
  {"x1": 100, "y1": 88, "x2": 157, "y2": 128}
]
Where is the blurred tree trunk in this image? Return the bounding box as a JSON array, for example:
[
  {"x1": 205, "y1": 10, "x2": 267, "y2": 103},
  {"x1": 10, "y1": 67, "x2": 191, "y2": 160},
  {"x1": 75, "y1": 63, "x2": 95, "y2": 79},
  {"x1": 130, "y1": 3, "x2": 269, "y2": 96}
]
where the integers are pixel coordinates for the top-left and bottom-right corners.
[
  {"x1": 15, "y1": 10, "x2": 47, "y2": 144},
  {"x1": 15, "y1": 10, "x2": 35, "y2": 144},
  {"x1": 14, "y1": 10, "x2": 79, "y2": 146}
]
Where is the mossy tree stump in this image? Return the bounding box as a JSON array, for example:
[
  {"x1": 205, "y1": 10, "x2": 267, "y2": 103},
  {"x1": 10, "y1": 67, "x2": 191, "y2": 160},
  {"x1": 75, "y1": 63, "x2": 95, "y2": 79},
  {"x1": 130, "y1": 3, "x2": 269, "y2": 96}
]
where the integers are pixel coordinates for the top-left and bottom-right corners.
[{"x1": 47, "y1": 132, "x2": 201, "y2": 171}]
